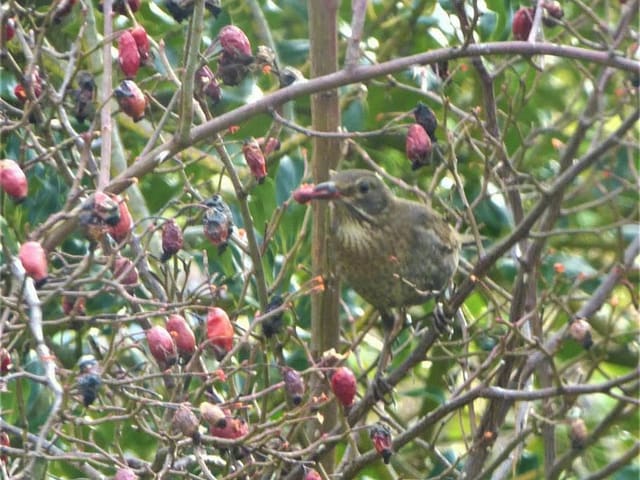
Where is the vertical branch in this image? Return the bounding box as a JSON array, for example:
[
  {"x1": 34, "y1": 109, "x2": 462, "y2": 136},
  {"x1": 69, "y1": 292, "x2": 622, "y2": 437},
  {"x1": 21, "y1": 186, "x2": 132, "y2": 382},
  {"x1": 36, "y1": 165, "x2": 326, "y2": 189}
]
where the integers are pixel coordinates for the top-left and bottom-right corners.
[
  {"x1": 99, "y1": 0, "x2": 113, "y2": 190},
  {"x1": 308, "y1": 0, "x2": 342, "y2": 471},
  {"x1": 178, "y1": 0, "x2": 205, "y2": 144}
]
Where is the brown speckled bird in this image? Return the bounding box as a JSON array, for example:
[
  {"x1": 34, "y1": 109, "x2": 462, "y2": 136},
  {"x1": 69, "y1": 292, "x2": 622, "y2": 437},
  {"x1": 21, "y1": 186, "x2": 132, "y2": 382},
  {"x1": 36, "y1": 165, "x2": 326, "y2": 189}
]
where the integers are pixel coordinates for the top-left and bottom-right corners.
[{"x1": 311, "y1": 169, "x2": 460, "y2": 328}]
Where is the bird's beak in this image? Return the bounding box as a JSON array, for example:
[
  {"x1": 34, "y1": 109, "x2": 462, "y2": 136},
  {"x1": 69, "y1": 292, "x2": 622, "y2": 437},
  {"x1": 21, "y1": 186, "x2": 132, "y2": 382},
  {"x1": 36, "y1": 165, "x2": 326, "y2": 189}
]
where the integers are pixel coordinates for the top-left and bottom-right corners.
[{"x1": 311, "y1": 181, "x2": 340, "y2": 200}]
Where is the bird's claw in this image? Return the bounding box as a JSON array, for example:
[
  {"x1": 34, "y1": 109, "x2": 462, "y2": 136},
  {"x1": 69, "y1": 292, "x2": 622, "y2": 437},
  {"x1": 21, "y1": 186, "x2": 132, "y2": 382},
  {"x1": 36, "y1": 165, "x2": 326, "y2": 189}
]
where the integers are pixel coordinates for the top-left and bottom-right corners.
[
  {"x1": 434, "y1": 301, "x2": 453, "y2": 337},
  {"x1": 372, "y1": 373, "x2": 395, "y2": 405}
]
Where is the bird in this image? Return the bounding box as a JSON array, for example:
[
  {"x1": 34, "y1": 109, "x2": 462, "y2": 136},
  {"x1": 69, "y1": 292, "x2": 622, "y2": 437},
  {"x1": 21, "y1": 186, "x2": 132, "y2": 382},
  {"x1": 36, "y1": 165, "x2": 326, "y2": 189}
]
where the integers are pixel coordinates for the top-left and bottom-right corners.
[{"x1": 309, "y1": 169, "x2": 460, "y2": 329}]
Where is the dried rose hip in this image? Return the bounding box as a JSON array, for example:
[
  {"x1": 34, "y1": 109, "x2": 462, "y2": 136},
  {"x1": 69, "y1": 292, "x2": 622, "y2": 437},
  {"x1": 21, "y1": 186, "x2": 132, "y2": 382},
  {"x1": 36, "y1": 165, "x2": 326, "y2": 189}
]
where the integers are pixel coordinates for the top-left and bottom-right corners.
[
  {"x1": 147, "y1": 325, "x2": 178, "y2": 369},
  {"x1": 242, "y1": 137, "x2": 267, "y2": 183},
  {"x1": 202, "y1": 195, "x2": 234, "y2": 251},
  {"x1": 107, "y1": 195, "x2": 133, "y2": 243},
  {"x1": 210, "y1": 415, "x2": 248, "y2": 439},
  {"x1": 512, "y1": 7, "x2": 534, "y2": 41},
  {"x1": 282, "y1": 367, "x2": 305, "y2": 406},
  {"x1": 195, "y1": 65, "x2": 222, "y2": 104},
  {"x1": 172, "y1": 403, "x2": 200, "y2": 441},
  {"x1": 114, "y1": 80, "x2": 146, "y2": 122},
  {"x1": 129, "y1": 26, "x2": 151, "y2": 65},
  {"x1": 19, "y1": 241, "x2": 48, "y2": 287},
  {"x1": 119, "y1": 30, "x2": 141, "y2": 78},
  {"x1": 331, "y1": 366, "x2": 357, "y2": 407},
  {"x1": 218, "y1": 25, "x2": 251, "y2": 59},
  {"x1": 370, "y1": 423, "x2": 393, "y2": 464},
  {"x1": 405, "y1": 123, "x2": 432, "y2": 170},
  {"x1": 166, "y1": 314, "x2": 196, "y2": 360},
  {"x1": 112, "y1": 256, "x2": 139, "y2": 286},
  {"x1": 0, "y1": 159, "x2": 28, "y2": 202},
  {"x1": 161, "y1": 219, "x2": 183, "y2": 262},
  {"x1": 206, "y1": 307, "x2": 234, "y2": 359}
]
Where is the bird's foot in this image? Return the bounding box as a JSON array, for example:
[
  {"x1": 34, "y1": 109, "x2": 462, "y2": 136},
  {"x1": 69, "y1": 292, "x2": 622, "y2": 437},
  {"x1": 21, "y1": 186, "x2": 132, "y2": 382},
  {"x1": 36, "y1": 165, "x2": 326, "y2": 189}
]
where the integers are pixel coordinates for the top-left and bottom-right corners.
[
  {"x1": 434, "y1": 301, "x2": 454, "y2": 337},
  {"x1": 372, "y1": 372, "x2": 395, "y2": 405}
]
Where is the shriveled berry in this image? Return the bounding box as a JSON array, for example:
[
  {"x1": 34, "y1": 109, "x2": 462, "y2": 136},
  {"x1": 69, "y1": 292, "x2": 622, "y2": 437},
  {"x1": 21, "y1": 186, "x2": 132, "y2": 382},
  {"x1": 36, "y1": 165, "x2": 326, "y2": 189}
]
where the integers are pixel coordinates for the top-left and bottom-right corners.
[
  {"x1": 413, "y1": 103, "x2": 437, "y2": 143},
  {"x1": 166, "y1": 314, "x2": 196, "y2": 359},
  {"x1": 206, "y1": 307, "x2": 234, "y2": 359},
  {"x1": 114, "y1": 80, "x2": 146, "y2": 122},
  {"x1": 304, "y1": 468, "x2": 322, "y2": 480},
  {"x1": 113, "y1": 468, "x2": 138, "y2": 480},
  {"x1": 129, "y1": 26, "x2": 151, "y2": 65},
  {"x1": 0, "y1": 159, "x2": 28, "y2": 202},
  {"x1": 2, "y1": 18, "x2": 15, "y2": 42},
  {"x1": 62, "y1": 296, "x2": 86, "y2": 316},
  {"x1": 118, "y1": 30, "x2": 140, "y2": 78},
  {"x1": 331, "y1": 366, "x2": 357, "y2": 407},
  {"x1": 210, "y1": 415, "x2": 248, "y2": 439},
  {"x1": 112, "y1": 257, "x2": 139, "y2": 286},
  {"x1": 569, "y1": 418, "x2": 587, "y2": 449},
  {"x1": 19, "y1": 241, "x2": 48, "y2": 287},
  {"x1": 0, "y1": 348, "x2": 12, "y2": 375},
  {"x1": 146, "y1": 325, "x2": 178, "y2": 369},
  {"x1": 77, "y1": 372, "x2": 102, "y2": 407},
  {"x1": 406, "y1": 123, "x2": 432, "y2": 170},
  {"x1": 242, "y1": 137, "x2": 267, "y2": 183},
  {"x1": 292, "y1": 183, "x2": 316, "y2": 204},
  {"x1": 282, "y1": 367, "x2": 305, "y2": 406},
  {"x1": 218, "y1": 25, "x2": 251, "y2": 59},
  {"x1": 512, "y1": 7, "x2": 534, "y2": 41},
  {"x1": 195, "y1": 65, "x2": 223, "y2": 105},
  {"x1": 370, "y1": 423, "x2": 393, "y2": 464},
  {"x1": 568, "y1": 318, "x2": 593, "y2": 349},
  {"x1": 202, "y1": 195, "x2": 234, "y2": 251},
  {"x1": 172, "y1": 403, "x2": 200, "y2": 441},
  {"x1": 72, "y1": 71, "x2": 96, "y2": 124},
  {"x1": 161, "y1": 219, "x2": 183, "y2": 262},
  {"x1": 262, "y1": 295, "x2": 284, "y2": 338},
  {"x1": 107, "y1": 195, "x2": 133, "y2": 243},
  {"x1": 0, "y1": 431, "x2": 9, "y2": 465},
  {"x1": 257, "y1": 137, "x2": 281, "y2": 157},
  {"x1": 200, "y1": 401, "x2": 227, "y2": 428}
]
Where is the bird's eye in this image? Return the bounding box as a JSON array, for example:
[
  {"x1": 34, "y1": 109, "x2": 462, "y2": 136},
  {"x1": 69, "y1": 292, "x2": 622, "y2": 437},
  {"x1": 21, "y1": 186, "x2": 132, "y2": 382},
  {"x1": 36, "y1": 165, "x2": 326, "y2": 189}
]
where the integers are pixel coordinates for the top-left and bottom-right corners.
[{"x1": 358, "y1": 180, "x2": 370, "y2": 194}]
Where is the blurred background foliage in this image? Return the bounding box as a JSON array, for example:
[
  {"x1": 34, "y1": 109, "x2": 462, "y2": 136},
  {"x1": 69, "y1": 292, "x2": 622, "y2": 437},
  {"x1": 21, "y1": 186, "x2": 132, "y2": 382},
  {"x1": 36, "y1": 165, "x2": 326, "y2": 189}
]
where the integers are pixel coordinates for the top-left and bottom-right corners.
[{"x1": 0, "y1": 0, "x2": 638, "y2": 479}]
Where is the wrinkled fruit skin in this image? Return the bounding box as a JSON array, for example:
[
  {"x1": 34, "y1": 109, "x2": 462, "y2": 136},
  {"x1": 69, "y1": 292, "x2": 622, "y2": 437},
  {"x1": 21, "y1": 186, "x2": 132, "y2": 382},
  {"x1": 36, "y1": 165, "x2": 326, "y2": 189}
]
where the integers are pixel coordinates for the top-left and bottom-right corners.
[
  {"x1": 172, "y1": 404, "x2": 200, "y2": 439},
  {"x1": 331, "y1": 366, "x2": 357, "y2": 407},
  {"x1": 282, "y1": 367, "x2": 305, "y2": 406},
  {"x1": 146, "y1": 325, "x2": 178, "y2": 369},
  {"x1": 130, "y1": 26, "x2": 151, "y2": 65},
  {"x1": 161, "y1": 219, "x2": 183, "y2": 262},
  {"x1": 107, "y1": 195, "x2": 133, "y2": 243},
  {"x1": 78, "y1": 373, "x2": 102, "y2": 407},
  {"x1": 0, "y1": 159, "x2": 28, "y2": 202},
  {"x1": 113, "y1": 468, "x2": 138, "y2": 480},
  {"x1": 19, "y1": 241, "x2": 48, "y2": 287},
  {"x1": 113, "y1": 257, "x2": 139, "y2": 286},
  {"x1": 262, "y1": 295, "x2": 284, "y2": 338},
  {"x1": 512, "y1": 7, "x2": 534, "y2": 40},
  {"x1": 413, "y1": 102, "x2": 438, "y2": 143},
  {"x1": 406, "y1": 123, "x2": 432, "y2": 170},
  {"x1": 118, "y1": 30, "x2": 140, "y2": 78},
  {"x1": 206, "y1": 307, "x2": 234, "y2": 359},
  {"x1": 210, "y1": 415, "x2": 248, "y2": 439},
  {"x1": 218, "y1": 25, "x2": 251, "y2": 59},
  {"x1": 114, "y1": 80, "x2": 146, "y2": 122},
  {"x1": 195, "y1": 65, "x2": 222, "y2": 104},
  {"x1": 370, "y1": 423, "x2": 393, "y2": 464},
  {"x1": 166, "y1": 314, "x2": 196, "y2": 359},
  {"x1": 202, "y1": 195, "x2": 234, "y2": 250},
  {"x1": 242, "y1": 137, "x2": 267, "y2": 183}
]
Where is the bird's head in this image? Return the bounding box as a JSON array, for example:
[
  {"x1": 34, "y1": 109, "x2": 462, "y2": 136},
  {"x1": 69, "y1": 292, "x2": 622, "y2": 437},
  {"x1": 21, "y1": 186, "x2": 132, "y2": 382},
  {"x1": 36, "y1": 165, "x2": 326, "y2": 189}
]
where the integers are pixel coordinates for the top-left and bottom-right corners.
[{"x1": 311, "y1": 169, "x2": 391, "y2": 224}]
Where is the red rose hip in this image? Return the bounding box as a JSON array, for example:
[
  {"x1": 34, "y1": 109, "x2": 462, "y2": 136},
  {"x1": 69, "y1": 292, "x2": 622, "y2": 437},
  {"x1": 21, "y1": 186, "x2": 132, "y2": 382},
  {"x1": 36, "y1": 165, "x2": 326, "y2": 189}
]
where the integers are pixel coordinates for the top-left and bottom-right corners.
[
  {"x1": 0, "y1": 159, "x2": 28, "y2": 202},
  {"x1": 146, "y1": 325, "x2": 178, "y2": 369},
  {"x1": 331, "y1": 366, "x2": 357, "y2": 407},
  {"x1": 19, "y1": 241, "x2": 48, "y2": 287}
]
